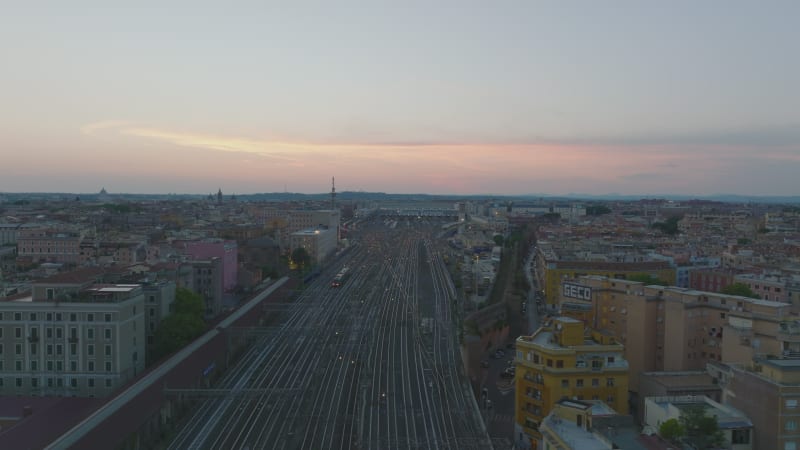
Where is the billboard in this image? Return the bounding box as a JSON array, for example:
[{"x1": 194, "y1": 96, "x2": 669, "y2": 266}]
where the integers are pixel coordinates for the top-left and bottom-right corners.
[{"x1": 562, "y1": 282, "x2": 592, "y2": 301}]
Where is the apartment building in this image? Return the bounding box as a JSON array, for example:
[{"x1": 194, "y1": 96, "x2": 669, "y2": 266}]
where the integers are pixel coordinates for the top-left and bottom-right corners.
[
  {"x1": 643, "y1": 395, "x2": 752, "y2": 450},
  {"x1": 17, "y1": 228, "x2": 84, "y2": 265},
  {"x1": 537, "y1": 257, "x2": 674, "y2": 307},
  {"x1": 514, "y1": 317, "x2": 629, "y2": 444},
  {"x1": 183, "y1": 239, "x2": 237, "y2": 292},
  {"x1": 715, "y1": 359, "x2": 800, "y2": 450},
  {"x1": 0, "y1": 278, "x2": 145, "y2": 397},
  {"x1": 539, "y1": 399, "x2": 657, "y2": 450},
  {"x1": 290, "y1": 227, "x2": 336, "y2": 265},
  {"x1": 559, "y1": 276, "x2": 792, "y2": 392}
]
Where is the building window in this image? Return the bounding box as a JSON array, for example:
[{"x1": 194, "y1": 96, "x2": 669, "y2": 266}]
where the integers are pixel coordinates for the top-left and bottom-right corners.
[
  {"x1": 786, "y1": 420, "x2": 798, "y2": 431},
  {"x1": 88, "y1": 344, "x2": 94, "y2": 356},
  {"x1": 56, "y1": 313, "x2": 62, "y2": 321},
  {"x1": 576, "y1": 379, "x2": 584, "y2": 387},
  {"x1": 556, "y1": 360, "x2": 564, "y2": 368},
  {"x1": 105, "y1": 362, "x2": 112, "y2": 372},
  {"x1": 46, "y1": 313, "x2": 52, "y2": 321},
  {"x1": 15, "y1": 344, "x2": 22, "y2": 356},
  {"x1": 70, "y1": 361, "x2": 77, "y2": 372},
  {"x1": 546, "y1": 359, "x2": 553, "y2": 367},
  {"x1": 88, "y1": 378, "x2": 95, "y2": 388},
  {"x1": 105, "y1": 328, "x2": 112, "y2": 340},
  {"x1": 87, "y1": 328, "x2": 94, "y2": 339},
  {"x1": 561, "y1": 379, "x2": 569, "y2": 388},
  {"x1": 16, "y1": 378, "x2": 22, "y2": 388},
  {"x1": 105, "y1": 379, "x2": 112, "y2": 388},
  {"x1": 785, "y1": 442, "x2": 797, "y2": 450},
  {"x1": 47, "y1": 344, "x2": 53, "y2": 356},
  {"x1": 70, "y1": 378, "x2": 77, "y2": 388},
  {"x1": 606, "y1": 378, "x2": 615, "y2": 387},
  {"x1": 46, "y1": 328, "x2": 53, "y2": 339},
  {"x1": 47, "y1": 361, "x2": 53, "y2": 371},
  {"x1": 14, "y1": 313, "x2": 21, "y2": 321},
  {"x1": 88, "y1": 361, "x2": 95, "y2": 372},
  {"x1": 105, "y1": 345, "x2": 112, "y2": 357},
  {"x1": 15, "y1": 327, "x2": 22, "y2": 339},
  {"x1": 56, "y1": 361, "x2": 63, "y2": 372},
  {"x1": 15, "y1": 360, "x2": 22, "y2": 371},
  {"x1": 70, "y1": 313, "x2": 76, "y2": 322},
  {"x1": 105, "y1": 313, "x2": 112, "y2": 322},
  {"x1": 56, "y1": 344, "x2": 63, "y2": 355},
  {"x1": 56, "y1": 328, "x2": 63, "y2": 339},
  {"x1": 29, "y1": 312, "x2": 36, "y2": 321},
  {"x1": 731, "y1": 429, "x2": 750, "y2": 445},
  {"x1": 87, "y1": 313, "x2": 94, "y2": 322},
  {"x1": 70, "y1": 343, "x2": 77, "y2": 356},
  {"x1": 30, "y1": 360, "x2": 38, "y2": 371}
]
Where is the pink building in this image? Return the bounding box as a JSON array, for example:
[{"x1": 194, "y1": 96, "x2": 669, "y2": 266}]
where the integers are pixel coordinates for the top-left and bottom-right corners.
[{"x1": 183, "y1": 239, "x2": 238, "y2": 292}]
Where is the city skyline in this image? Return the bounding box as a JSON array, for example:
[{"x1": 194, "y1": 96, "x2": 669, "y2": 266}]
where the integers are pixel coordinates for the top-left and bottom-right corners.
[{"x1": 2, "y1": 2, "x2": 799, "y2": 196}]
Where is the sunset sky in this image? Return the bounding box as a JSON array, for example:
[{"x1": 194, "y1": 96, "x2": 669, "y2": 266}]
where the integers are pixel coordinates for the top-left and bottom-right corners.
[{"x1": 2, "y1": 1, "x2": 799, "y2": 196}]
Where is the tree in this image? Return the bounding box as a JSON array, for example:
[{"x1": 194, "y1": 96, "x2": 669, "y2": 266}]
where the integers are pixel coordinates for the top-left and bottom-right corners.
[
  {"x1": 679, "y1": 405, "x2": 726, "y2": 449},
  {"x1": 291, "y1": 247, "x2": 312, "y2": 271},
  {"x1": 721, "y1": 282, "x2": 760, "y2": 299},
  {"x1": 628, "y1": 273, "x2": 670, "y2": 286},
  {"x1": 659, "y1": 418, "x2": 685, "y2": 442},
  {"x1": 493, "y1": 235, "x2": 504, "y2": 247},
  {"x1": 150, "y1": 288, "x2": 207, "y2": 363},
  {"x1": 173, "y1": 287, "x2": 205, "y2": 316},
  {"x1": 586, "y1": 205, "x2": 612, "y2": 216},
  {"x1": 651, "y1": 215, "x2": 682, "y2": 235}
]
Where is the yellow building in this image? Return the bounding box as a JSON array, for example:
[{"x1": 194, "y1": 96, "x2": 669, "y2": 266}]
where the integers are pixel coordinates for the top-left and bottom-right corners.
[
  {"x1": 538, "y1": 259, "x2": 675, "y2": 307},
  {"x1": 514, "y1": 317, "x2": 629, "y2": 445}
]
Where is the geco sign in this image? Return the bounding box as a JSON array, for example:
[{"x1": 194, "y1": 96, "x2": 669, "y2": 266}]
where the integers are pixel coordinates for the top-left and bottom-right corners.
[{"x1": 562, "y1": 283, "x2": 592, "y2": 300}]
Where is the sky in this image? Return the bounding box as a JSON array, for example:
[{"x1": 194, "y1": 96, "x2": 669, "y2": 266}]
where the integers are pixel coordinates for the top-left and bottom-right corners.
[{"x1": 2, "y1": 1, "x2": 799, "y2": 196}]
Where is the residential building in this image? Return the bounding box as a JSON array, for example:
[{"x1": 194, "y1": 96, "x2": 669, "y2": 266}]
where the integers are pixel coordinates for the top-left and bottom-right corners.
[
  {"x1": 0, "y1": 275, "x2": 145, "y2": 397},
  {"x1": 539, "y1": 399, "x2": 664, "y2": 450},
  {"x1": 719, "y1": 359, "x2": 800, "y2": 450},
  {"x1": 514, "y1": 317, "x2": 629, "y2": 445},
  {"x1": 643, "y1": 395, "x2": 753, "y2": 450},
  {"x1": 290, "y1": 227, "x2": 336, "y2": 265},
  {"x1": 17, "y1": 228, "x2": 84, "y2": 265},
  {"x1": 183, "y1": 258, "x2": 223, "y2": 317},
  {"x1": 637, "y1": 371, "x2": 721, "y2": 424},
  {"x1": 183, "y1": 239, "x2": 237, "y2": 292}
]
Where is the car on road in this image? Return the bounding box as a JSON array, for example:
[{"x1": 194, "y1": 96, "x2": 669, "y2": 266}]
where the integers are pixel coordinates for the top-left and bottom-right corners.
[
  {"x1": 500, "y1": 369, "x2": 515, "y2": 379},
  {"x1": 480, "y1": 360, "x2": 490, "y2": 368}
]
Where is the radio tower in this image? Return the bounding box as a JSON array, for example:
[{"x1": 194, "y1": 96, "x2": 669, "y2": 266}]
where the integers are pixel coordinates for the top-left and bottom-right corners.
[{"x1": 330, "y1": 176, "x2": 337, "y2": 209}]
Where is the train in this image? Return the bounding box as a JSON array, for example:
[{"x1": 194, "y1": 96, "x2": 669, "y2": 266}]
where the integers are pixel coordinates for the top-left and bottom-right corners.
[{"x1": 331, "y1": 267, "x2": 349, "y2": 287}]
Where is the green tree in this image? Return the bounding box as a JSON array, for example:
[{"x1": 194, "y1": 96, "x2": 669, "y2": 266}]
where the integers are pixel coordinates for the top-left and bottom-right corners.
[
  {"x1": 679, "y1": 405, "x2": 726, "y2": 449},
  {"x1": 651, "y1": 215, "x2": 682, "y2": 235},
  {"x1": 150, "y1": 288, "x2": 207, "y2": 363},
  {"x1": 659, "y1": 418, "x2": 685, "y2": 442},
  {"x1": 493, "y1": 235, "x2": 504, "y2": 247},
  {"x1": 628, "y1": 273, "x2": 669, "y2": 286},
  {"x1": 586, "y1": 205, "x2": 612, "y2": 216},
  {"x1": 291, "y1": 247, "x2": 311, "y2": 271},
  {"x1": 173, "y1": 287, "x2": 205, "y2": 316},
  {"x1": 152, "y1": 313, "x2": 206, "y2": 359},
  {"x1": 721, "y1": 282, "x2": 760, "y2": 299}
]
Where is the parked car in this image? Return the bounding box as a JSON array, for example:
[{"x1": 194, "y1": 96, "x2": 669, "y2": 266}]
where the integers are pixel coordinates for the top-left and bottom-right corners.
[{"x1": 480, "y1": 360, "x2": 490, "y2": 368}]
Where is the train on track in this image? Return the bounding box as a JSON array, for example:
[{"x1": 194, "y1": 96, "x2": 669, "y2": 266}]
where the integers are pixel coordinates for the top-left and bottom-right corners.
[{"x1": 331, "y1": 267, "x2": 349, "y2": 287}]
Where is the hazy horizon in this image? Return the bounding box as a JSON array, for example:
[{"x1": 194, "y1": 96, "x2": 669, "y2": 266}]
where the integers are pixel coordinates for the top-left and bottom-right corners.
[{"x1": 3, "y1": 2, "x2": 799, "y2": 196}]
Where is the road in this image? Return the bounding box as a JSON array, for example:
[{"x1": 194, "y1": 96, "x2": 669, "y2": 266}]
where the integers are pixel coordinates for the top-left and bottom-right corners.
[{"x1": 168, "y1": 219, "x2": 491, "y2": 449}]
